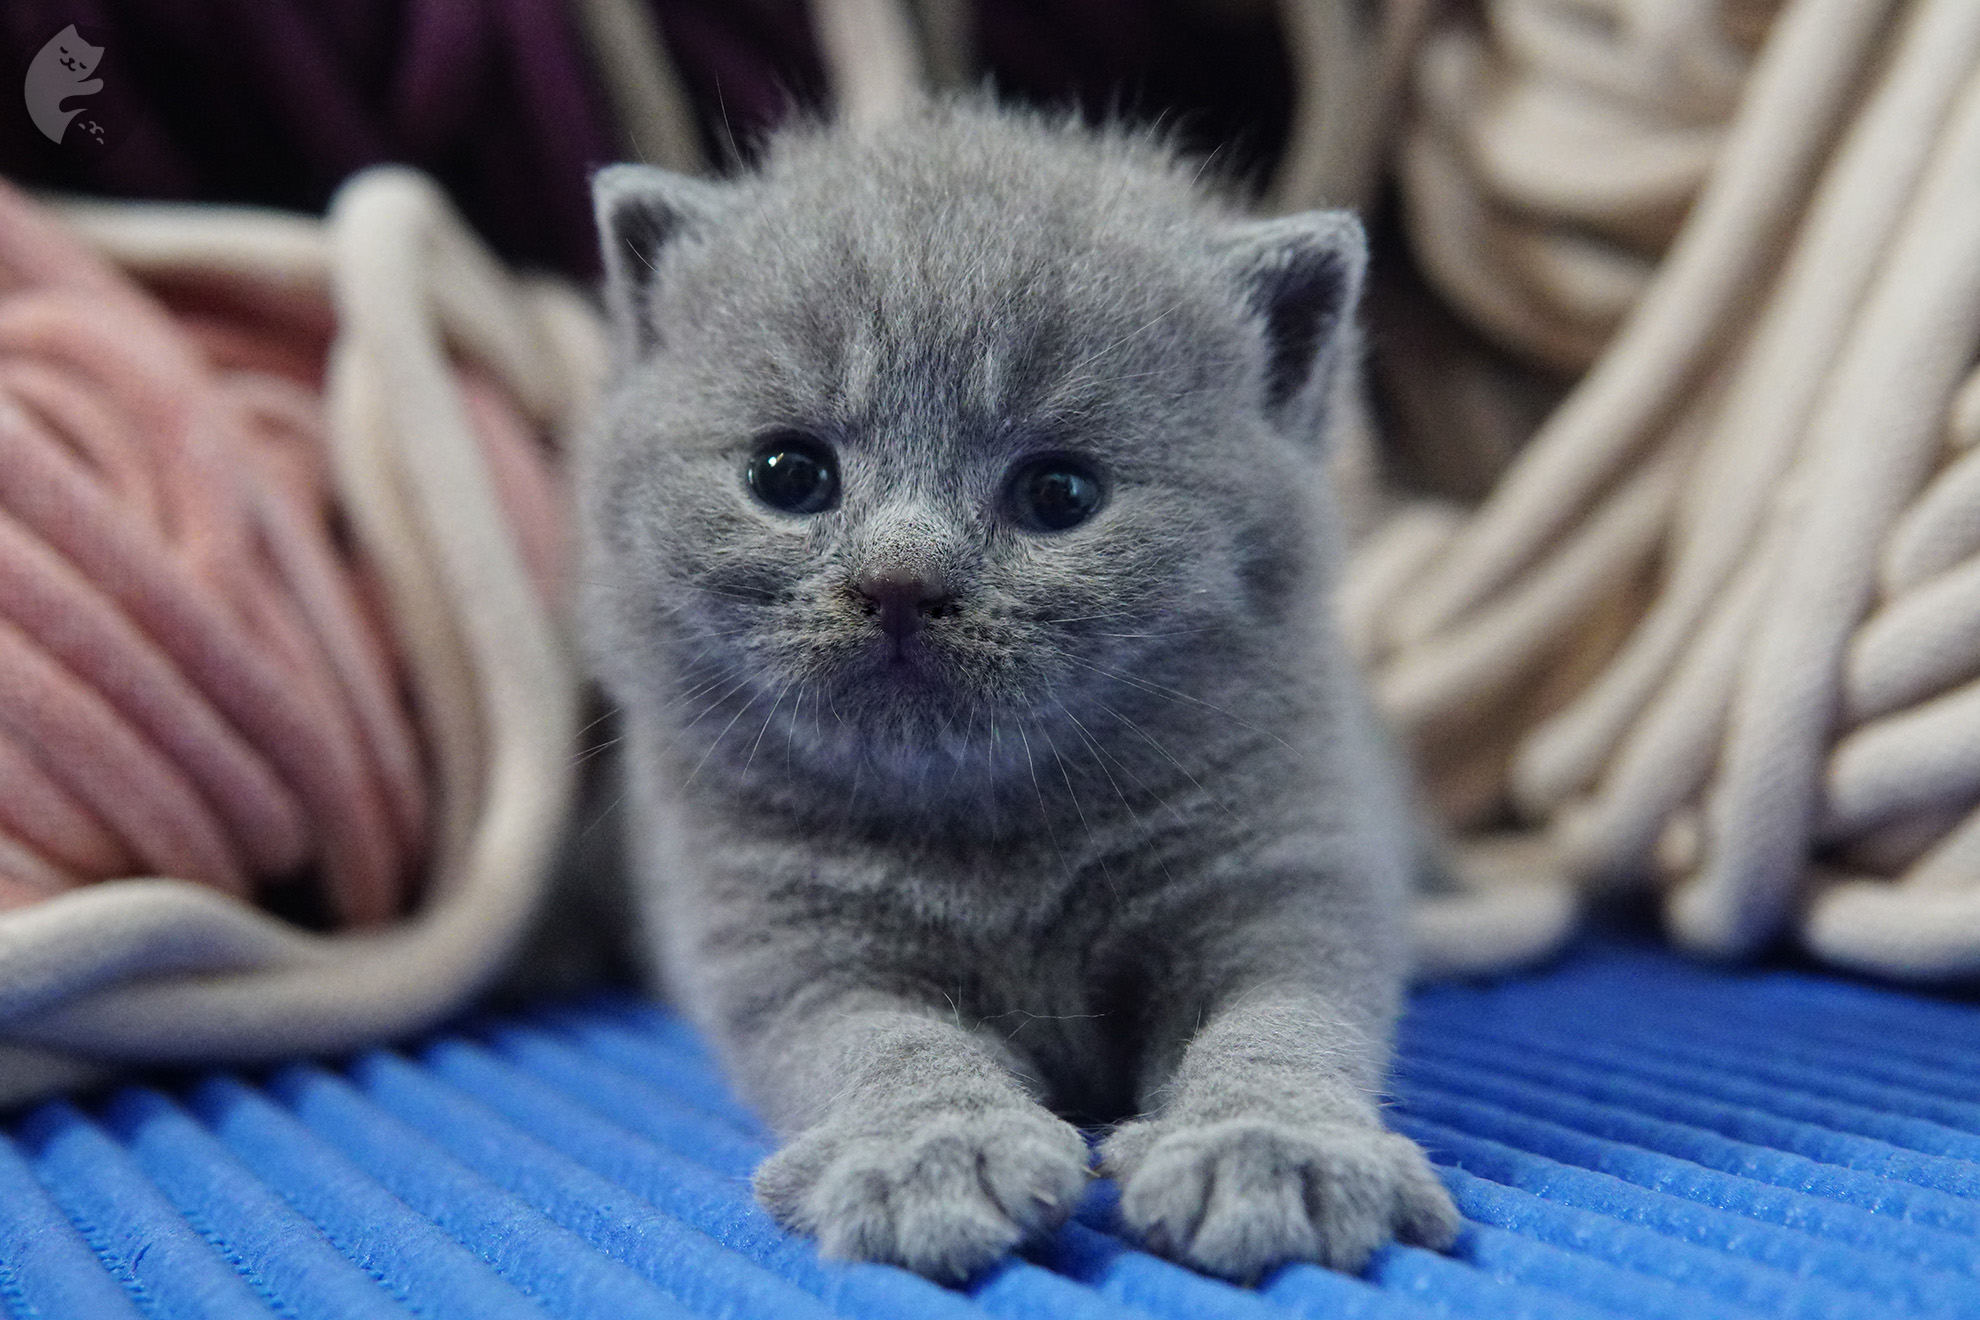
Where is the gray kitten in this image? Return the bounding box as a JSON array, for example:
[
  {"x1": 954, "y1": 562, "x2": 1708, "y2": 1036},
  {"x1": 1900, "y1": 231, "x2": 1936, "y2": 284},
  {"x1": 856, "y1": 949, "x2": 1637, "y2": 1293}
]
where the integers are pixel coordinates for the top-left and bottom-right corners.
[{"x1": 578, "y1": 103, "x2": 1459, "y2": 1284}]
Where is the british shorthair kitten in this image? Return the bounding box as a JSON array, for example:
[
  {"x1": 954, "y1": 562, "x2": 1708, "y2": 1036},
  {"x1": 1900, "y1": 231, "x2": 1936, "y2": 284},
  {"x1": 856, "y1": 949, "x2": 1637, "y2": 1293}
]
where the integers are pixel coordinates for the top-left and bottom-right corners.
[{"x1": 578, "y1": 102, "x2": 1458, "y2": 1283}]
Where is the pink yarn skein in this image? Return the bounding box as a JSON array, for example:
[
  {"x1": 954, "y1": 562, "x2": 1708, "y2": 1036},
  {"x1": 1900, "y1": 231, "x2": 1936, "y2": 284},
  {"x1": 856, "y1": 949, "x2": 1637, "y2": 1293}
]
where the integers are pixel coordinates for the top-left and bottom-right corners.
[{"x1": 0, "y1": 182, "x2": 559, "y2": 928}]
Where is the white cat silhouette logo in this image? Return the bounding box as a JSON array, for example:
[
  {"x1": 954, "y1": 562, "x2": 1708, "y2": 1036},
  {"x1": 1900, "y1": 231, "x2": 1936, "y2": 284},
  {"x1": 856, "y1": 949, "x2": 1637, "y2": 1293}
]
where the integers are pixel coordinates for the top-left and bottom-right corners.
[{"x1": 24, "y1": 24, "x2": 105, "y2": 146}]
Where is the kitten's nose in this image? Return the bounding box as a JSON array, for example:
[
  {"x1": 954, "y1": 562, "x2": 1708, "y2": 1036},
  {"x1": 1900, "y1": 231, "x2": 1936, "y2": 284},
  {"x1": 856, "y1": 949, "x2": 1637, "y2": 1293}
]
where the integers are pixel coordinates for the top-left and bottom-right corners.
[{"x1": 856, "y1": 564, "x2": 952, "y2": 644}]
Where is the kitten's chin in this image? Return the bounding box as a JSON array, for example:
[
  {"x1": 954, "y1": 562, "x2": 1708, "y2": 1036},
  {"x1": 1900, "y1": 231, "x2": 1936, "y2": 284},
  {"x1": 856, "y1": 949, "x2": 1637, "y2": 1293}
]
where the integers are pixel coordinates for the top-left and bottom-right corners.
[
  {"x1": 808, "y1": 653, "x2": 1006, "y2": 771},
  {"x1": 832, "y1": 665, "x2": 966, "y2": 746}
]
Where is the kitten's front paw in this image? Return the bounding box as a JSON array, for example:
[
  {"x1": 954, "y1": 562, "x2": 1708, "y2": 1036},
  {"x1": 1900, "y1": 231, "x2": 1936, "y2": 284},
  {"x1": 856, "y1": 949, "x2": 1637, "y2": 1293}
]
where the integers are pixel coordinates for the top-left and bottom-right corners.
[
  {"x1": 754, "y1": 1103, "x2": 1091, "y2": 1281},
  {"x1": 1101, "y1": 1117, "x2": 1458, "y2": 1281}
]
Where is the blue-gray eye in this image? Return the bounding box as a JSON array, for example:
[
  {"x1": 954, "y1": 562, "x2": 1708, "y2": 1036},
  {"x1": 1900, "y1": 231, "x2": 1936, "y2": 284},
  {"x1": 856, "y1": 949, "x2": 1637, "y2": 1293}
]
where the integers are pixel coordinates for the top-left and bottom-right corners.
[
  {"x1": 747, "y1": 434, "x2": 837, "y2": 514},
  {"x1": 1008, "y1": 456, "x2": 1103, "y2": 532}
]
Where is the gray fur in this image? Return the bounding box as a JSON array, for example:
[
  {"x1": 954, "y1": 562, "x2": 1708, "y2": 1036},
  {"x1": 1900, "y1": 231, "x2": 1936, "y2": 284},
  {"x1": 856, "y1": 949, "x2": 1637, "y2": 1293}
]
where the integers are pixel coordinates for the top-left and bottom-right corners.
[{"x1": 578, "y1": 103, "x2": 1458, "y2": 1283}]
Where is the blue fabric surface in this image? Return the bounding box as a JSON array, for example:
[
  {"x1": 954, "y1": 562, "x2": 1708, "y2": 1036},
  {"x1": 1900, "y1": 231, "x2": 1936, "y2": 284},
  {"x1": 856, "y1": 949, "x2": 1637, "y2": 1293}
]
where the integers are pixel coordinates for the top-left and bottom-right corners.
[{"x1": 4, "y1": 937, "x2": 1978, "y2": 1319}]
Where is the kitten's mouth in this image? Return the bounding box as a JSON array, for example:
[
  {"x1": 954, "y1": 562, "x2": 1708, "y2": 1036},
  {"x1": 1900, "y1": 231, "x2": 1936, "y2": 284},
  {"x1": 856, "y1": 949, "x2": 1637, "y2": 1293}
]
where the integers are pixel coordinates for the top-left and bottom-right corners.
[
  {"x1": 861, "y1": 633, "x2": 944, "y2": 683},
  {"x1": 820, "y1": 627, "x2": 965, "y2": 713}
]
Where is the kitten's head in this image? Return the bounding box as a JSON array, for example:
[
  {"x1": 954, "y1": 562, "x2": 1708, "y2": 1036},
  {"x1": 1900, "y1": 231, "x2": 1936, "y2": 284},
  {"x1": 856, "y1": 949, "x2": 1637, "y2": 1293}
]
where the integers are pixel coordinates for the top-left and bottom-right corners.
[{"x1": 581, "y1": 106, "x2": 1364, "y2": 803}]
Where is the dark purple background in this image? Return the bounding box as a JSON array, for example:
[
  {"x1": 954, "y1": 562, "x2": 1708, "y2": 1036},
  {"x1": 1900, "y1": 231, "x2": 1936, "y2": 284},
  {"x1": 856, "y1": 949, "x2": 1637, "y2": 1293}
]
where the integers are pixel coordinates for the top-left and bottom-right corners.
[{"x1": 0, "y1": 0, "x2": 1292, "y2": 277}]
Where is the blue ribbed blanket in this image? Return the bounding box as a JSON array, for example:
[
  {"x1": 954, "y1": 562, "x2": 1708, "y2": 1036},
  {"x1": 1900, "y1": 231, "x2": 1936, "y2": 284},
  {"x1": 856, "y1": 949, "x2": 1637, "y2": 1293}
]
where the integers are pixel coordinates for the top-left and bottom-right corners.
[{"x1": 5, "y1": 937, "x2": 1977, "y2": 1318}]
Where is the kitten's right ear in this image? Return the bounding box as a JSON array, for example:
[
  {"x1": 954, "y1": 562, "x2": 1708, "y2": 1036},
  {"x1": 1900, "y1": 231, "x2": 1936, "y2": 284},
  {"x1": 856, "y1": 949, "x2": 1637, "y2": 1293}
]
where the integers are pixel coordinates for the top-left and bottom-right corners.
[
  {"x1": 1219, "y1": 210, "x2": 1367, "y2": 433},
  {"x1": 593, "y1": 164, "x2": 729, "y2": 358}
]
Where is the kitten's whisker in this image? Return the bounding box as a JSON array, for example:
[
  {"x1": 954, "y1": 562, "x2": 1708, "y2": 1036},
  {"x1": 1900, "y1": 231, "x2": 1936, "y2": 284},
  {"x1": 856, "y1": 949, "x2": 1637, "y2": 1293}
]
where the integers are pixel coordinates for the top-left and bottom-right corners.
[
  {"x1": 682, "y1": 684, "x2": 767, "y2": 790},
  {"x1": 988, "y1": 712, "x2": 1003, "y2": 790},
  {"x1": 1188, "y1": 138, "x2": 1229, "y2": 188},
  {"x1": 623, "y1": 231, "x2": 661, "y2": 277},
  {"x1": 1043, "y1": 723, "x2": 1117, "y2": 901},
  {"x1": 657, "y1": 669, "x2": 740, "y2": 720},
  {"x1": 1058, "y1": 702, "x2": 1190, "y2": 897},
  {"x1": 713, "y1": 77, "x2": 738, "y2": 165},
  {"x1": 1058, "y1": 700, "x2": 1178, "y2": 831},
  {"x1": 1068, "y1": 656, "x2": 1298, "y2": 755},
  {"x1": 573, "y1": 572, "x2": 688, "y2": 599},
  {"x1": 666, "y1": 639, "x2": 735, "y2": 686},
  {"x1": 786, "y1": 682, "x2": 807, "y2": 773},
  {"x1": 840, "y1": 742, "x2": 865, "y2": 827},
  {"x1": 742, "y1": 679, "x2": 796, "y2": 776},
  {"x1": 676, "y1": 673, "x2": 759, "y2": 734},
  {"x1": 696, "y1": 586, "x2": 790, "y2": 606},
  {"x1": 669, "y1": 680, "x2": 744, "y2": 724},
  {"x1": 574, "y1": 782, "x2": 631, "y2": 842},
  {"x1": 1089, "y1": 628, "x2": 1217, "y2": 640},
  {"x1": 1032, "y1": 610, "x2": 1149, "y2": 625},
  {"x1": 574, "y1": 706, "x2": 620, "y2": 740},
  {"x1": 1095, "y1": 698, "x2": 1240, "y2": 823},
  {"x1": 1016, "y1": 720, "x2": 1070, "y2": 876},
  {"x1": 570, "y1": 732, "x2": 625, "y2": 767},
  {"x1": 949, "y1": 703, "x2": 982, "y2": 790},
  {"x1": 1028, "y1": 604, "x2": 1200, "y2": 627},
  {"x1": 1043, "y1": 727, "x2": 1090, "y2": 836},
  {"x1": 682, "y1": 623, "x2": 767, "y2": 643}
]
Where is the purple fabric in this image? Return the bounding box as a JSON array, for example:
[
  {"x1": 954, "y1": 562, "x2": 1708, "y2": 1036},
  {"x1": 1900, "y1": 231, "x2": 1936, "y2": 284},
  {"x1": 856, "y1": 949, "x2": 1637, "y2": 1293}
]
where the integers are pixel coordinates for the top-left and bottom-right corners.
[
  {"x1": 974, "y1": 0, "x2": 1293, "y2": 189},
  {"x1": 0, "y1": 0, "x2": 620, "y2": 275},
  {"x1": 635, "y1": 0, "x2": 1295, "y2": 182},
  {"x1": 0, "y1": 1, "x2": 1295, "y2": 274},
  {"x1": 643, "y1": 0, "x2": 828, "y2": 164}
]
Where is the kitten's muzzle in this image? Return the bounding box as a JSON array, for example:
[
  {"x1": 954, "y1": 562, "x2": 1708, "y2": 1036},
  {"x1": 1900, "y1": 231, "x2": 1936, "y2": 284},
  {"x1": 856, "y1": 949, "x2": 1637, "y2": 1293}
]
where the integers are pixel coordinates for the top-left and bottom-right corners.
[{"x1": 856, "y1": 564, "x2": 955, "y2": 649}]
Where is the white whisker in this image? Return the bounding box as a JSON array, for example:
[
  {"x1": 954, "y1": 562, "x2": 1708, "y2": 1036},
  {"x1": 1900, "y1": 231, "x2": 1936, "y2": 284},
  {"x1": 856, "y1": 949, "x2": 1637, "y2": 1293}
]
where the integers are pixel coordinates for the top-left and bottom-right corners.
[
  {"x1": 742, "y1": 680, "x2": 795, "y2": 776},
  {"x1": 1096, "y1": 698, "x2": 1239, "y2": 823}
]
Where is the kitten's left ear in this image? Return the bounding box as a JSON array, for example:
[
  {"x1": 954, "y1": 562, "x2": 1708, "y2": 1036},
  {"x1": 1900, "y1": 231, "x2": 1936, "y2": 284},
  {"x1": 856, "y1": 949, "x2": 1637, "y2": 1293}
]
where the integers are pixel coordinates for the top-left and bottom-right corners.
[
  {"x1": 593, "y1": 163, "x2": 730, "y2": 359},
  {"x1": 1220, "y1": 210, "x2": 1367, "y2": 430}
]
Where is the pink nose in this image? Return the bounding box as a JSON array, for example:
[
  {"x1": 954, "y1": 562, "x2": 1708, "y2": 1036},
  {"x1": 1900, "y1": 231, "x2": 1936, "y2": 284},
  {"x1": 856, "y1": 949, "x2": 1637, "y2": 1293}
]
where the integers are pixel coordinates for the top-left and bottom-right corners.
[{"x1": 856, "y1": 565, "x2": 951, "y2": 644}]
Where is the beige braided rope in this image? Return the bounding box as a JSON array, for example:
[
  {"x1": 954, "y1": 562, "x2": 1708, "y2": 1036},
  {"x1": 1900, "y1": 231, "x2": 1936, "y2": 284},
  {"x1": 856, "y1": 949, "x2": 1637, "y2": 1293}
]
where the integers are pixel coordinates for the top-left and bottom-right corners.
[
  {"x1": 1356, "y1": 0, "x2": 1980, "y2": 978},
  {"x1": 812, "y1": 0, "x2": 930, "y2": 129},
  {"x1": 568, "y1": 0, "x2": 706, "y2": 174},
  {"x1": 1269, "y1": 0, "x2": 1435, "y2": 213},
  {"x1": 1397, "y1": 0, "x2": 1779, "y2": 373}
]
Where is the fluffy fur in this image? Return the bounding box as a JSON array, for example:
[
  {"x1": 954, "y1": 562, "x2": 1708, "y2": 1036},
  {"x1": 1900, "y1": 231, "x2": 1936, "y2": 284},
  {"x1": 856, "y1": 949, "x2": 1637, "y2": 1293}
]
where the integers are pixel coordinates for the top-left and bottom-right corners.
[{"x1": 578, "y1": 103, "x2": 1458, "y2": 1283}]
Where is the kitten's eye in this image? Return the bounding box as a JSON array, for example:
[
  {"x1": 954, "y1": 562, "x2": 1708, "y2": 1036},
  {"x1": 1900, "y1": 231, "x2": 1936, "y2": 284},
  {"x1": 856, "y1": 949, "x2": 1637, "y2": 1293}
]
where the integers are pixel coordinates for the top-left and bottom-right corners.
[
  {"x1": 746, "y1": 433, "x2": 838, "y2": 515},
  {"x1": 1007, "y1": 455, "x2": 1104, "y2": 533}
]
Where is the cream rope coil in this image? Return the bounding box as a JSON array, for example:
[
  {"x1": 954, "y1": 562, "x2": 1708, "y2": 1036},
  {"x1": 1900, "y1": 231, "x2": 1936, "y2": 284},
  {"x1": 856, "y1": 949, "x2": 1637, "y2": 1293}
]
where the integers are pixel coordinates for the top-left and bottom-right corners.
[
  {"x1": 1395, "y1": 0, "x2": 1781, "y2": 374},
  {"x1": 1352, "y1": 0, "x2": 1980, "y2": 979}
]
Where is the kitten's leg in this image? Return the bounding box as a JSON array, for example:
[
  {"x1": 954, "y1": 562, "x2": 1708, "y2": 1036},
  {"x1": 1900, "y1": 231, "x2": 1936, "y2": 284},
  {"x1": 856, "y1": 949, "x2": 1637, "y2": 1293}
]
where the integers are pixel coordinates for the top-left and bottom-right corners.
[
  {"x1": 744, "y1": 993, "x2": 1090, "y2": 1280},
  {"x1": 1100, "y1": 980, "x2": 1458, "y2": 1281}
]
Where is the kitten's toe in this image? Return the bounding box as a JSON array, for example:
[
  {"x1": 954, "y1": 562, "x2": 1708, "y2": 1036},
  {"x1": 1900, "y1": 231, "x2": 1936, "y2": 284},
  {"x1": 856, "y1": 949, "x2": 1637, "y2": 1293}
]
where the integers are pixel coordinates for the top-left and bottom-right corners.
[
  {"x1": 754, "y1": 1105, "x2": 1090, "y2": 1281},
  {"x1": 1103, "y1": 1117, "x2": 1457, "y2": 1281}
]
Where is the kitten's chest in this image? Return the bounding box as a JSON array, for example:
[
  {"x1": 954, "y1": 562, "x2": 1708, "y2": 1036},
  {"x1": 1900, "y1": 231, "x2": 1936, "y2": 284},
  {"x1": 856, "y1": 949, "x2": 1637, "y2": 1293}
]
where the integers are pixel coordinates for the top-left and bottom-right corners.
[
  {"x1": 687, "y1": 807, "x2": 1208, "y2": 1115},
  {"x1": 927, "y1": 889, "x2": 1159, "y2": 1122}
]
